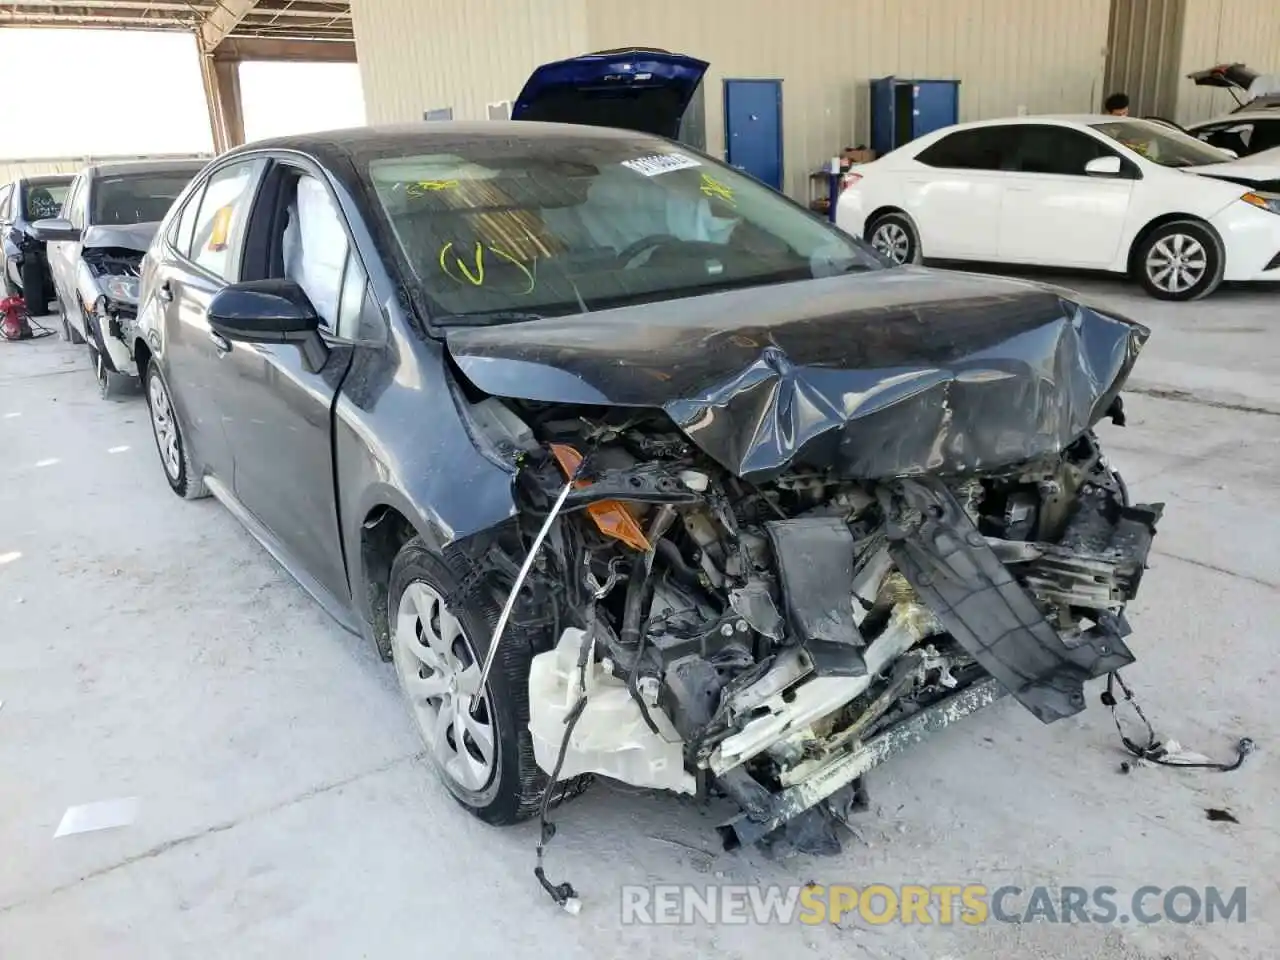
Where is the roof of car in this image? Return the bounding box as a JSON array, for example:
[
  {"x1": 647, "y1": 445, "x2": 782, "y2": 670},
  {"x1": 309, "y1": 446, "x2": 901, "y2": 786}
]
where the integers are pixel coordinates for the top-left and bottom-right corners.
[
  {"x1": 1188, "y1": 109, "x2": 1280, "y2": 126},
  {"x1": 84, "y1": 158, "x2": 208, "y2": 178},
  {"x1": 222, "y1": 120, "x2": 660, "y2": 168}
]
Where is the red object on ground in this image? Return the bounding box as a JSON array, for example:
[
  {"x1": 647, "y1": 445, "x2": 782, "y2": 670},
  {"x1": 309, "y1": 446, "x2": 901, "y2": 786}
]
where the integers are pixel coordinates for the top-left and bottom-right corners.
[{"x1": 0, "y1": 295, "x2": 34, "y2": 341}]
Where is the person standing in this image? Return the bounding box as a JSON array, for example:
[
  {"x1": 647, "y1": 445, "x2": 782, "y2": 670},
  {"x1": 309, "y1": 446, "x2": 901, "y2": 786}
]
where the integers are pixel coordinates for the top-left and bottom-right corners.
[{"x1": 1104, "y1": 93, "x2": 1130, "y2": 116}]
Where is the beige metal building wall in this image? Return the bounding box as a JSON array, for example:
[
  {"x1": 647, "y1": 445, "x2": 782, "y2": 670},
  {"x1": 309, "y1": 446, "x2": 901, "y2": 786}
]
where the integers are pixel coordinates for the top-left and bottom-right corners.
[
  {"x1": 1175, "y1": 0, "x2": 1280, "y2": 123},
  {"x1": 1104, "y1": 0, "x2": 1186, "y2": 119},
  {"x1": 353, "y1": 0, "x2": 1112, "y2": 198},
  {"x1": 352, "y1": 0, "x2": 588, "y2": 124},
  {"x1": 587, "y1": 0, "x2": 1112, "y2": 198}
]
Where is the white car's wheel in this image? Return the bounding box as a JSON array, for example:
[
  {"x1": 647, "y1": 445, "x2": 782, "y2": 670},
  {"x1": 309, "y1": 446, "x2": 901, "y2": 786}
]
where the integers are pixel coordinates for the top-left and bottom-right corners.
[
  {"x1": 866, "y1": 212, "x2": 921, "y2": 265},
  {"x1": 1134, "y1": 220, "x2": 1223, "y2": 301}
]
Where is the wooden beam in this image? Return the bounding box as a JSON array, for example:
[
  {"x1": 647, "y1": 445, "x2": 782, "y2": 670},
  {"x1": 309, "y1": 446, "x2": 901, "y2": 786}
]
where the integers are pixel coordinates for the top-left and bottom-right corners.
[{"x1": 211, "y1": 36, "x2": 356, "y2": 63}]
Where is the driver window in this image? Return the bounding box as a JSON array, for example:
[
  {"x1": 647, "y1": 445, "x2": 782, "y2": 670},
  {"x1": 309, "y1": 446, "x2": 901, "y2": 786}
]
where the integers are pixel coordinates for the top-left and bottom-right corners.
[{"x1": 277, "y1": 172, "x2": 350, "y2": 331}]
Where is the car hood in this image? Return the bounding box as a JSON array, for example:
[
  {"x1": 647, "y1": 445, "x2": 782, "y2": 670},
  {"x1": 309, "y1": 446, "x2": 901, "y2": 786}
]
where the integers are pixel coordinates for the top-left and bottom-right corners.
[
  {"x1": 1188, "y1": 63, "x2": 1259, "y2": 92},
  {"x1": 81, "y1": 221, "x2": 159, "y2": 254},
  {"x1": 1185, "y1": 146, "x2": 1280, "y2": 185},
  {"x1": 445, "y1": 268, "x2": 1150, "y2": 482},
  {"x1": 511, "y1": 48, "x2": 709, "y2": 139}
]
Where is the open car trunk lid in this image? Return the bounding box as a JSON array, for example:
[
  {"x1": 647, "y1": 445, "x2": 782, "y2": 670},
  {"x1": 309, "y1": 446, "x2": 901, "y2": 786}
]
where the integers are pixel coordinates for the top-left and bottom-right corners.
[
  {"x1": 1188, "y1": 62, "x2": 1260, "y2": 93},
  {"x1": 511, "y1": 48, "x2": 709, "y2": 139}
]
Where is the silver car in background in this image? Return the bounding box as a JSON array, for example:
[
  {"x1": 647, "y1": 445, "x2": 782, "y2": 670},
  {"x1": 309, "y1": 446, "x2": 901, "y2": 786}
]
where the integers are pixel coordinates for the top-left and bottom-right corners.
[{"x1": 35, "y1": 159, "x2": 205, "y2": 397}]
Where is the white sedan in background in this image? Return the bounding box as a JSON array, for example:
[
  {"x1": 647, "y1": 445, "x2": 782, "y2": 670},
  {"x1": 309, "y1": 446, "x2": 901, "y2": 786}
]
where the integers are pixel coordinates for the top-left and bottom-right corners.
[{"x1": 836, "y1": 116, "x2": 1280, "y2": 300}]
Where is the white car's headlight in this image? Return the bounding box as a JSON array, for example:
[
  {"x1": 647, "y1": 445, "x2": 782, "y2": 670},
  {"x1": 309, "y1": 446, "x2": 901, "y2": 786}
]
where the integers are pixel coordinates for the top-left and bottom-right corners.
[
  {"x1": 102, "y1": 275, "x2": 140, "y2": 305},
  {"x1": 1241, "y1": 192, "x2": 1280, "y2": 215}
]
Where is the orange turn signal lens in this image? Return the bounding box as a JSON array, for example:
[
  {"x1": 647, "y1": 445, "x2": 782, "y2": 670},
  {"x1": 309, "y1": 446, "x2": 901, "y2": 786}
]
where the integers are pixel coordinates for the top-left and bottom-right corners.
[{"x1": 549, "y1": 444, "x2": 651, "y2": 552}]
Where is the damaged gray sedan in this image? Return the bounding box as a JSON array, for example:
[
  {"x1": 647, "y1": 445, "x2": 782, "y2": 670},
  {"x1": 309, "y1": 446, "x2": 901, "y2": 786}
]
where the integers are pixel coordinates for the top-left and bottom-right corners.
[{"x1": 131, "y1": 122, "x2": 1162, "y2": 862}]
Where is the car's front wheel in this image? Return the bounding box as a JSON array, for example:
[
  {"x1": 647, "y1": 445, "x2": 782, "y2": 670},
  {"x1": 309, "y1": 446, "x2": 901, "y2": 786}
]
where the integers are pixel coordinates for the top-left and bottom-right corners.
[
  {"x1": 388, "y1": 537, "x2": 586, "y2": 825},
  {"x1": 866, "y1": 211, "x2": 922, "y2": 265},
  {"x1": 145, "y1": 363, "x2": 208, "y2": 500},
  {"x1": 1134, "y1": 220, "x2": 1224, "y2": 301}
]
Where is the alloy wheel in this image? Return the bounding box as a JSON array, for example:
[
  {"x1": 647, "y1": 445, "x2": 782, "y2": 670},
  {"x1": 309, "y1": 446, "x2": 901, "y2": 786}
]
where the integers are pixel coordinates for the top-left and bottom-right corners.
[
  {"x1": 872, "y1": 221, "x2": 911, "y2": 263},
  {"x1": 1146, "y1": 233, "x2": 1207, "y2": 294},
  {"x1": 394, "y1": 581, "x2": 497, "y2": 793},
  {"x1": 148, "y1": 374, "x2": 181, "y2": 480}
]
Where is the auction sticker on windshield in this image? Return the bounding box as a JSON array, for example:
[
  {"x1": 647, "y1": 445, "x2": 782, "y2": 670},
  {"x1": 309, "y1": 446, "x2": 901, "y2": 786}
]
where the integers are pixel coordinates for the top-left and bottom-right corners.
[{"x1": 622, "y1": 153, "x2": 702, "y2": 176}]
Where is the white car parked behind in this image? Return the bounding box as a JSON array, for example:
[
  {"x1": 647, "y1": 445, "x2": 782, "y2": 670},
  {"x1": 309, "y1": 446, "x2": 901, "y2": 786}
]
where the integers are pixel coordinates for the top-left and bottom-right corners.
[{"x1": 836, "y1": 115, "x2": 1280, "y2": 300}]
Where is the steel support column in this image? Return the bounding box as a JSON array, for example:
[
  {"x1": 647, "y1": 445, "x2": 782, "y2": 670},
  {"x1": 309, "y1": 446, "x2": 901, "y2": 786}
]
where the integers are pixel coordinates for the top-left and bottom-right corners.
[{"x1": 198, "y1": 50, "x2": 245, "y2": 154}]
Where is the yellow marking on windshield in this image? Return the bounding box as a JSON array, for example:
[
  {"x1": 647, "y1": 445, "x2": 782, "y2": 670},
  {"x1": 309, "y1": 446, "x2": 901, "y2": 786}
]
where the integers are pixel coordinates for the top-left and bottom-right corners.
[
  {"x1": 440, "y1": 241, "x2": 485, "y2": 285},
  {"x1": 439, "y1": 241, "x2": 537, "y2": 293},
  {"x1": 407, "y1": 179, "x2": 460, "y2": 198},
  {"x1": 700, "y1": 173, "x2": 736, "y2": 206}
]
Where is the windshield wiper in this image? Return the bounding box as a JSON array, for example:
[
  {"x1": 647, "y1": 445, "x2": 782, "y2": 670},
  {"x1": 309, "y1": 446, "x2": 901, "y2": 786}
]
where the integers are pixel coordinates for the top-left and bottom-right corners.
[{"x1": 435, "y1": 311, "x2": 545, "y2": 327}]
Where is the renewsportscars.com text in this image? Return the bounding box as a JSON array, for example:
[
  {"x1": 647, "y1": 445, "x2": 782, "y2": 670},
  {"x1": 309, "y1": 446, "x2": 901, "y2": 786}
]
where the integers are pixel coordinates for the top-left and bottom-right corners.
[{"x1": 620, "y1": 883, "x2": 1247, "y2": 926}]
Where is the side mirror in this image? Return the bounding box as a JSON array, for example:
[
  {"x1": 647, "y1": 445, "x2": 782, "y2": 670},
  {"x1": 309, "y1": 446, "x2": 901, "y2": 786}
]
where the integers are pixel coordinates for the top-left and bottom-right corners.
[
  {"x1": 31, "y1": 217, "x2": 81, "y2": 242},
  {"x1": 1084, "y1": 156, "x2": 1124, "y2": 177},
  {"x1": 207, "y1": 279, "x2": 328, "y2": 372}
]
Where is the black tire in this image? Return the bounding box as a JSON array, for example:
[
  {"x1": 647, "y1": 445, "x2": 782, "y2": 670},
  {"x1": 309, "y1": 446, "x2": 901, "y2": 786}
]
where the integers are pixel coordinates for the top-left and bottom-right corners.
[
  {"x1": 865, "y1": 210, "x2": 922, "y2": 265},
  {"x1": 57, "y1": 297, "x2": 85, "y2": 344},
  {"x1": 1133, "y1": 219, "x2": 1224, "y2": 301},
  {"x1": 144, "y1": 362, "x2": 208, "y2": 500},
  {"x1": 388, "y1": 537, "x2": 587, "y2": 826},
  {"x1": 19, "y1": 256, "x2": 47, "y2": 314}
]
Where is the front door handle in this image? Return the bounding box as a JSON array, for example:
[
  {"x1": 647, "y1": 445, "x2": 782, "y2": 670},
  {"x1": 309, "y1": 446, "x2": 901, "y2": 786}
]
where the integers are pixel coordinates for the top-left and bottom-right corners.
[
  {"x1": 157, "y1": 281, "x2": 173, "y2": 303},
  {"x1": 209, "y1": 330, "x2": 231, "y2": 354}
]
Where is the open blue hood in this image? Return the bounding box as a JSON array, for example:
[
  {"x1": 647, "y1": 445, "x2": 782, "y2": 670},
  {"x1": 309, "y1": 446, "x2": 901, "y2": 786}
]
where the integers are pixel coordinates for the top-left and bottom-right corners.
[{"x1": 511, "y1": 48, "x2": 709, "y2": 139}]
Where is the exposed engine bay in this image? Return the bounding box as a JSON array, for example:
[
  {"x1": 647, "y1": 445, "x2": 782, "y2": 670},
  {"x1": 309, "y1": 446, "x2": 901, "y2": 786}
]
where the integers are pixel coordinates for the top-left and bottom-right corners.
[{"x1": 457, "y1": 394, "x2": 1162, "y2": 854}]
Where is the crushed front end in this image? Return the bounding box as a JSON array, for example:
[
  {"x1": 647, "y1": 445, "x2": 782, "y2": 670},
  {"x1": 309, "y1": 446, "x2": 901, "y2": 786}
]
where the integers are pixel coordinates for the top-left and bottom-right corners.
[
  {"x1": 443, "y1": 274, "x2": 1162, "y2": 853},
  {"x1": 79, "y1": 247, "x2": 145, "y2": 379},
  {"x1": 472, "y1": 402, "x2": 1160, "y2": 854}
]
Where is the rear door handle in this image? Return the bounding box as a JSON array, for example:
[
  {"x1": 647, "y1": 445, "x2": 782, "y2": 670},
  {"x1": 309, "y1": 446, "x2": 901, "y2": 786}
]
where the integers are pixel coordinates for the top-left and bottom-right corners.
[
  {"x1": 209, "y1": 331, "x2": 231, "y2": 354},
  {"x1": 157, "y1": 281, "x2": 173, "y2": 303}
]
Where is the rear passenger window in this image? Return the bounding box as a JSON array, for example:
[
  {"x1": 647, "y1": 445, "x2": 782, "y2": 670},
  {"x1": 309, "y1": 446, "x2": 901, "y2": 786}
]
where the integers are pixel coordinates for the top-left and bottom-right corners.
[
  {"x1": 0, "y1": 185, "x2": 12, "y2": 220},
  {"x1": 915, "y1": 129, "x2": 1013, "y2": 171},
  {"x1": 190, "y1": 162, "x2": 260, "y2": 282}
]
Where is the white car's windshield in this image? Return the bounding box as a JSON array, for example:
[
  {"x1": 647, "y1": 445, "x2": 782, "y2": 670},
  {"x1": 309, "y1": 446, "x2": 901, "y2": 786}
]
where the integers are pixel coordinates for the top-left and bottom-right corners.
[
  {"x1": 1091, "y1": 120, "x2": 1234, "y2": 168},
  {"x1": 367, "y1": 135, "x2": 882, "y2": 324}
]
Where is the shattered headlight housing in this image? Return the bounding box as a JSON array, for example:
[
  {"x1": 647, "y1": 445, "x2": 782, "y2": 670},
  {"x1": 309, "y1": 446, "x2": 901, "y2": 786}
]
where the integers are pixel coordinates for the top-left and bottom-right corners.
[{"x1": 102, "y1": 275, "x2": 140, "y2": 306}]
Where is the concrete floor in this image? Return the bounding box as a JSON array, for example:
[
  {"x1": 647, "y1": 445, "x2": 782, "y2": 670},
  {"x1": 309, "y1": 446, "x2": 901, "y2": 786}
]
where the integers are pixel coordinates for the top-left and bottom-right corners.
[{"x1": 1, "y1": 278, "x2": 1276, "y2": 959}]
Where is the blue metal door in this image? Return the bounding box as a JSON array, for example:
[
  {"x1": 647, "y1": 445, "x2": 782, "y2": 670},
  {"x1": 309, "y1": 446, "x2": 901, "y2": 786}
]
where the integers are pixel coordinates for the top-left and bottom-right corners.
[
  {"x1": 870, "y1": 77, "x2": 896, "y2": 156},
  {"x1": 724, "y1": 79, "x2": 783, "y2": 191},
  {"x1": 911, "y1": 81, "x2": 960, "y2": 140}
]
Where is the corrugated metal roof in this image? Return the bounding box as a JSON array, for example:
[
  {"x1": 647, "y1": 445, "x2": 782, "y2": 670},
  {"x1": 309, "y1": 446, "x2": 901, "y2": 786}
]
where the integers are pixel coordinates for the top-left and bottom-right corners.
[{"x1": 0, "y1": 2, "x2": 352, "y2": 45}]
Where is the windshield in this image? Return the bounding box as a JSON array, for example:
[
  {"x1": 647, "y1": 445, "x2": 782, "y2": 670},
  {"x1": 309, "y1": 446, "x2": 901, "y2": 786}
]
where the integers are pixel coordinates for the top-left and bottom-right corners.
[
  {"x1": 90, "y1": 172, "x2": 196, "y2": 226},
  {"x1": 366, "y1": 135, "x2": 881, "y2": 324},
  {"x1": 24, "y1": 180, "x2": 70, "y2": 220},
  {"x1": 1090, "y1": 120, "x2": 1235, "y2": 168}
]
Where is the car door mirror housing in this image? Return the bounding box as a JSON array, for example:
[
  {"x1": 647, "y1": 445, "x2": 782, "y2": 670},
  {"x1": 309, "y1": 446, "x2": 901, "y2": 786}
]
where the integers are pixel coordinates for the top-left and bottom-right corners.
[
  {"x1": 1084, "y1": 156, "x2": 1124, "y2": 177},
  {"x1": 30, "y1": 217, "x2": 81, "y2": 242},
  {"x1": 208, "y1": 279, "x2": 329, "y2": 371}
]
